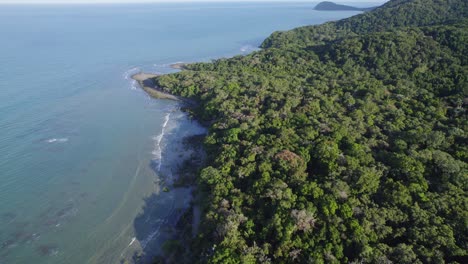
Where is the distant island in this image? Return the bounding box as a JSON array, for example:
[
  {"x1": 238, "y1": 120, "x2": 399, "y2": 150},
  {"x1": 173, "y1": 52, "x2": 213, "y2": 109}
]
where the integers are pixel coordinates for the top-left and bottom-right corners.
[{"x1": 314, "y1": 1, "x2": 376, "y2": 11}]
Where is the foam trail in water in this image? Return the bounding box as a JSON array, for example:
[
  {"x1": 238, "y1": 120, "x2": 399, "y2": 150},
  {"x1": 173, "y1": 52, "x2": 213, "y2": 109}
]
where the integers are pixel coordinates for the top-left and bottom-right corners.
[
  {"x1": 46, "y1": 138, "x2": 68, "y2": 143},
  {"x1": 152, "y1": 113, "x2": 171, "y2": 172},
  {"x1": 120, "y1": 237, "x2": 138, "y2": 258},
  {"x1": 128, "y1": 237, "x2": 136, "y2": 247}
]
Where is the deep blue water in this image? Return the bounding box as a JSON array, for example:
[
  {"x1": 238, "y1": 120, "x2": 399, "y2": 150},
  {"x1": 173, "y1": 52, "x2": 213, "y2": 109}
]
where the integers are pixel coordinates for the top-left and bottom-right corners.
[{"x1": 0, "y1": 2, "x2": 363, "y2": 263}]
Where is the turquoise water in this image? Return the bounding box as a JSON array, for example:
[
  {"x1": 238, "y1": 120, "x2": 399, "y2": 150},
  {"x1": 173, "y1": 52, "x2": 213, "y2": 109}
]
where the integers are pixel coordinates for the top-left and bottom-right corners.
[{"x1": 0, "y1": 2, "x2": 361, "y2": 263}]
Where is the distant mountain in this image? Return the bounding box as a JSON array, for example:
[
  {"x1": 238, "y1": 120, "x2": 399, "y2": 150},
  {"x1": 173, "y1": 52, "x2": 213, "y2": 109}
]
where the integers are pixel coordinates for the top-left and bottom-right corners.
[{"x1": 314, "y1": 1, "x2": 375, "y2": 11}]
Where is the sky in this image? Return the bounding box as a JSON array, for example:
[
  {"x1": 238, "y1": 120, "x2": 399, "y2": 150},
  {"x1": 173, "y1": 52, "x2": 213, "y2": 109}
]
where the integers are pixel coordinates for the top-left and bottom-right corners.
[{"x1": 0, "y1": 0, "x2": 388, "y2": 4}]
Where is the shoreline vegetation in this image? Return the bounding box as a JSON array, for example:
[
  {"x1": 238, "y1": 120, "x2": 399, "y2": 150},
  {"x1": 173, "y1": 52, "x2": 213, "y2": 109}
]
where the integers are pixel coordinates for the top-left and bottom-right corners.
[
  {"x1": 169, "y1": 63, "x2": 189, "y2": 70},
  {"x1": 131, "y1": 65, "x2": 206, "y2": 262},
  {"x1": 154, "y1": 134, "x2": 207, "y2": 263},
  {"x1": 131, "y1": 72, "x2": 180, "y2": 101},
  {"x1": 137, "y1": 0, "x2": 467, "y2": 263},
  {"x1": 131, "y1": 62, "x2": 193, "y2": 102}
]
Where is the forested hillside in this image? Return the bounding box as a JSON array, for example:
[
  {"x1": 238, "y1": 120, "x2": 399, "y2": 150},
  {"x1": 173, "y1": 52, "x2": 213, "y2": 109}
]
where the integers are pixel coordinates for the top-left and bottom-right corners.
[
  {"x1": 151, "y1": 0, "x2": 467, "y2": 263},
  {"x1": 261, "y1": 0, "x2": 468, "y2": 49}
]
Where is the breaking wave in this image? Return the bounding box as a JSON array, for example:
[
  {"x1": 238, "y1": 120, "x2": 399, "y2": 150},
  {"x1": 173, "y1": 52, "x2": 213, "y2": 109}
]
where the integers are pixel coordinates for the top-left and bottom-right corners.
[
  {"x1": 152, "y1": 113, "x2": 171, "y2": 172},
  {"x1": 123, "y1": 67, "x2": 140, "y2": 80},
  {"x1": 123, "y1": 67, "x2": 142, "y2": 90}
]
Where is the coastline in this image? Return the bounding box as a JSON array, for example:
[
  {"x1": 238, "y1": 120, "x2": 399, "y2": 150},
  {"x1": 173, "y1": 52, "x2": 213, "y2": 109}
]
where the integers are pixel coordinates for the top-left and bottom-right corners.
[
  {"x1": 0, "y1": 3, "x2": 401, "y2": 263},
  {"x1": 131, "y1": 72, "x2": 180, "y2": 101},
  {"x1": 129, "y1": 1, "x2": 468, "y2": 262},
  {"x1": 169, "y1": 62, "x2": 188, "y2": 70},
  {"x1": 131, "y1": 67, "x2": 206, "y2": 262}
]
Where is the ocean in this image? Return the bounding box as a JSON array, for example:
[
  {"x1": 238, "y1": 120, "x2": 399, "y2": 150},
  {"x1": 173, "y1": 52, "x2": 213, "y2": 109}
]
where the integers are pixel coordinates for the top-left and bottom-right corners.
[{"x1": 0, "y1": 2, "x2": 363, "y2": 263}]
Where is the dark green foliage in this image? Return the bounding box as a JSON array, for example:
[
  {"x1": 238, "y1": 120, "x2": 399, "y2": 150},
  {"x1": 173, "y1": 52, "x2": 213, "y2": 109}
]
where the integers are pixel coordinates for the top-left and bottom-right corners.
[
  {"x1": 261, "y1": 0, "x2": 468, "y2": 49},
  {"x1": 152, "y1": 0, "x2": 467, "y2": 263}
]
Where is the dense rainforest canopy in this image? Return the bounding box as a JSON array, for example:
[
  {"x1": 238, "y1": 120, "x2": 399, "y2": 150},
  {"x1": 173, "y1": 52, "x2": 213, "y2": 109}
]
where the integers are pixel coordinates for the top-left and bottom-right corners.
[{"x1": 151, "y1": 0, "x2": 468, "y2": 263}]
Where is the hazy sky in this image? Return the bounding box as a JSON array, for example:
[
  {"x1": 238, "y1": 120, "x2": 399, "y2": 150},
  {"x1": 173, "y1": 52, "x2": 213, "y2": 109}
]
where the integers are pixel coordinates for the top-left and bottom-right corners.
[{"x1": 0, "y1": 0, "x2": 388, "y2": 4}]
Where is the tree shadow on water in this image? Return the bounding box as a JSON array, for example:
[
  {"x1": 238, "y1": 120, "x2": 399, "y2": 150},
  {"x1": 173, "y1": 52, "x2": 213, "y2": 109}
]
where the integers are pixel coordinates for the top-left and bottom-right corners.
[{"x1": 129, "y1": 160, "x2": 192, "y2": 264}]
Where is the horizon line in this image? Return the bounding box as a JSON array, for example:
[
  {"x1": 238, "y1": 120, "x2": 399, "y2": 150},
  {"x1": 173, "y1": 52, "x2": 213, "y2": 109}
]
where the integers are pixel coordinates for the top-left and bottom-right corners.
[{"x1": 0, "y1": 0, "x2": 387, "y2": 5}]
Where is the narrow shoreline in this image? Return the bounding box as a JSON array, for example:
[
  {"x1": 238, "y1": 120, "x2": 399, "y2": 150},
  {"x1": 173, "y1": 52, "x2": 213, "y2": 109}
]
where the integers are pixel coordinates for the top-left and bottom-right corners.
[
  {"x1": 131, "y1": 72, "x2": 181, "y2": 101},
  {"x1": 131, "y1": 67, "x2": 199, "y2": 109},
  {"x1": 169, "y1": 62, "x2": 188, "y2": 70},
  {"x1": 131, "y1": 67, "x2": 205, "y2": 261}
]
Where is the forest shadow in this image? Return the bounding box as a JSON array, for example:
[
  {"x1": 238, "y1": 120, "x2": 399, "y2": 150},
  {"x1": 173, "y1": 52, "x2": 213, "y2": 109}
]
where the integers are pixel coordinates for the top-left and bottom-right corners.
[{"x1": 129, "y1": 134, "x2": 206, "y2": 264}]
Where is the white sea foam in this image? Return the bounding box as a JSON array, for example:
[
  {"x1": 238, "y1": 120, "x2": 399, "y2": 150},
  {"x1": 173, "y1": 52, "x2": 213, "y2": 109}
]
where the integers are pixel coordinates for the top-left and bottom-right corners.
[
  {"x1": 131, "y1": 79, "x2": 138, "y2": 90},
  {"x1": 123, "y1": 67, "x2": 144, "y2": 92},
  {"x1": 140, "y1": 228, "x2": 160, "y2": 249},
  {"x1": 25, "y1": 233, "x2": 40, "y2": 244},
  {"x1": 128, "y1": 237, "x2": 136, "y2": 247},
  {"x1": 123, "y1": 67, "x2": 140, "y2": 80},
  {"x1": 47, "y1": 138, "x2": 68, "y2": 143},
  {"x1": 240, "y1": 44, "x2": 260, "y2": 53},
  {"x1": 152, "y1": 113, "x2": 171, "y2": 172}
]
